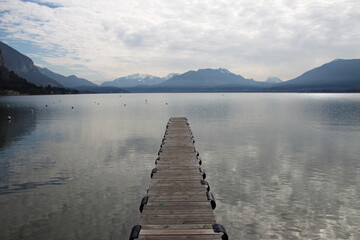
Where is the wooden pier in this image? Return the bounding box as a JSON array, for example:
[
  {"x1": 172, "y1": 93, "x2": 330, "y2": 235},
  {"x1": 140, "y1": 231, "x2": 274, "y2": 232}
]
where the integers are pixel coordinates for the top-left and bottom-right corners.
[{"x1": 130, "y1": 117, "x2": 228, "y2": 240}]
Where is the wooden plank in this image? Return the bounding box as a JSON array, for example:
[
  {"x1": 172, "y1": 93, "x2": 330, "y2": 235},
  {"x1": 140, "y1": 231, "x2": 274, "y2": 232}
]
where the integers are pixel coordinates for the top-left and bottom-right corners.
[
  {"x1": 145, "y1": 201, "x2": 212, "y2": 207},
  {"x1": 139, "y1": 215, "x2": 216, "y2": 225},
  {"x1": 140, "y1": 229, "x2": 220, "y2": 235},
  {"x1": 142, "y1": 209, "x2": 213, "y2": 215},
  {"x1": 138, "y1": 236, "x2": 221, "y2": 240},
  {"x1": 141, "y1": 224, "x2": 214, "y2": 230},
  {"x1": 151, "y1": 176, "x2": 202, "y2": 180},
  {"x1": 150, "y1": 180, "x2": 204, "y2": 185},
  {"x1": 147, "y1": 196, "x2": 208, "y2": 202},
  {"x1": 148, "y1": 187, "x2": 205, "y2": 193}
]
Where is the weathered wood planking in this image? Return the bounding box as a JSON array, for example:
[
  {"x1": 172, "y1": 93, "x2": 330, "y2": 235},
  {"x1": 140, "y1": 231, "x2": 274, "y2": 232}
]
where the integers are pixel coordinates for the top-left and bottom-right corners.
[{"x1": 130, "y1": 117, "x2": 228, "y2": 240}]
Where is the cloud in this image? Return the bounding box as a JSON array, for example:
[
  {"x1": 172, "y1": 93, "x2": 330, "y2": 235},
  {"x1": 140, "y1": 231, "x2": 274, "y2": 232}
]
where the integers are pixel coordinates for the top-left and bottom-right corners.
[
  {"x1": 0, "y1": 0, "x2": 359, "y2": 82},
  {"x1": 20, "y1": 0, "x2": 61, "y2": 9}
]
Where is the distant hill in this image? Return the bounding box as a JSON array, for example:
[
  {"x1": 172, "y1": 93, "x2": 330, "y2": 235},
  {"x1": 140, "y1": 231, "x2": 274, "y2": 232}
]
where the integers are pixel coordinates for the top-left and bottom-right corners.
[
  {"x1": 0, "y1": 49, "x2": 77, "y2": 95},
  {"x1": 1, "y1": 48, "x2": 41, "y2": 94},
  {"x1": 129, "y1": 61, "x2": 360, "y2": 92},
  {"x1": 0, "y1": 48, "x2": 3, "y2": 67},
  {"x1": 156, "y1": 68, "x2": 259, "y2": 90},
  {"x1": 0, "y1": 41, "x2": 126, "y2": 94},
  {"x1": 0, "y1": 41, "x2": 62, "y2": 87},
  {"x1": 74, "y1": 85, "x2": 128, "y2": 94},
  {"x1": 102, "y1": 73, "x2": 176, "y2": 88},
  {"x1": 266, "y1": 77, "x2": 282, "y2": 83},
  {"x1": 36, "y1": 64, "x2": 128, "y2": 93},
  {"x1": 37, "y1": 66, "x2": 97, "y2": 88},
  {"x1": 277, "y1": 59, "x2": 360, "y2": 91}
]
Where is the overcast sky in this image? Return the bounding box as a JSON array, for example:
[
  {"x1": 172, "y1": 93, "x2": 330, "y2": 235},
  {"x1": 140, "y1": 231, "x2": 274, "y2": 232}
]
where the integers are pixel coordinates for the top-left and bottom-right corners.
[{"x1": 0, "y1": 0, "x2": 359, "y2": 83}]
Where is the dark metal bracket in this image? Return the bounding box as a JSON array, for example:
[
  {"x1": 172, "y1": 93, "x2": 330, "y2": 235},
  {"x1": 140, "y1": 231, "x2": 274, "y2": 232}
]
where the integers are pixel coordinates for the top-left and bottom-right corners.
[
  {"x1": 201, "y1": 179, "x2": 210, "y2": 191},
  {"x1": 139, "y1": 196, "x2": 148, "y2": 213},
  {"x1": 212, "y1": 224, "x2": 228, "y2": 240},
  {"x1": 129, "y1": 225, "x2": 141, "y2": 240},
  {"x1": 199, "y1": 167, "x2": 206, "y2": 179},
  {"x1": 206, "y1": 192, "x2": 216, "y2": 210},
  {"x1": 151, "y1": 168, "x2": 157, "y2": 178},
  {"x1": 197, "y1": 156, "x2": 202, "y2": 165}
]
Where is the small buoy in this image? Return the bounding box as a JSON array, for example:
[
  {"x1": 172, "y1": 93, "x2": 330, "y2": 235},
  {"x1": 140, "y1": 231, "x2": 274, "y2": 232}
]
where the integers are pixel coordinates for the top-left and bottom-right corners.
[
  {"x1": 7, "y1": 116, "x2": 11, "y2": 121},
  {"x1": 166, "y1": 102, "x2": 168, "y2": 105},
  {"x1": 71, "y1": 106, "x2": 74, "y2": 109},
  {"x1": 45, "y1": 104, "x2": 48, "y2": 107}
]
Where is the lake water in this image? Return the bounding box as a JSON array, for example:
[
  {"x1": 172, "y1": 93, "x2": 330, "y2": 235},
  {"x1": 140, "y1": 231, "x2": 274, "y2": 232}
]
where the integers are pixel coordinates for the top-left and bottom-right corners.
[{"x1": 0, "y1": 93, "x2": 360, "y2": 240}]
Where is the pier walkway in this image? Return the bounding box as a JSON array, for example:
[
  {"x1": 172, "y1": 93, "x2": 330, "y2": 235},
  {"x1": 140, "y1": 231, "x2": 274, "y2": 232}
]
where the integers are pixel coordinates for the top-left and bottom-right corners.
[{"x1": 130, "y1": 117, "x2": 228, "y2": 240}]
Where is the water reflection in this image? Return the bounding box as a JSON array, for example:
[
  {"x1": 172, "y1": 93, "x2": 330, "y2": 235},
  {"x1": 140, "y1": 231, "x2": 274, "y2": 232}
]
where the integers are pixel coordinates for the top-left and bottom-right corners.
[
  {"x1": 0, "y1": 103, "x2": 38, "y2": 149},
  {"x1": 0, "y1": 94, "x2": 166, "y2": 239},
  {"x1": 0, "y1": 93, "x2": 360, "y2": 240},
  {"x1": 190, "y1": 94, "x2": 360, "y2": 240}
]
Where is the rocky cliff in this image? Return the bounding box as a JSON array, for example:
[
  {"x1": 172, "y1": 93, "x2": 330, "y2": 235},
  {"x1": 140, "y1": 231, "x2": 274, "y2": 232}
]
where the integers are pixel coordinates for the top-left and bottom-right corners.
[{"x1": 0, "y1": 41, "x2": 62, "y2": 87}]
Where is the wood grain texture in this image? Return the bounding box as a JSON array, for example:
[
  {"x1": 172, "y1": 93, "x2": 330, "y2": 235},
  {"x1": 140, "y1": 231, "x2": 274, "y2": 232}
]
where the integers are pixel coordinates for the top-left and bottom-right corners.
[{"x1": 136, "y1": 117, "x2": 222, "y2": 239}]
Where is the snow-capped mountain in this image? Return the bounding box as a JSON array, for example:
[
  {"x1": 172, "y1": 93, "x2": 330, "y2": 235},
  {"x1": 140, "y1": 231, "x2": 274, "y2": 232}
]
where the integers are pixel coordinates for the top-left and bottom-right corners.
[
  {"x1": 158, "y1": 68, "x2": 257, "y2": 88},
  {"x1": 101, "y1": 73, "x2": 178, "y2": 88},
  {"x1": 265, "y1": 76, "x2": 282, "y2": 83}
]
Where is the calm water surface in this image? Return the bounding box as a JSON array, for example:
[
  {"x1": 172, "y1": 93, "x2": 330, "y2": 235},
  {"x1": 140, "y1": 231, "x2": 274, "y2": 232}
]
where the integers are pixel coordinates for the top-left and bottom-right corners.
[{"x1": 0, "y1": 93, "x2": 360, "y2": 240}]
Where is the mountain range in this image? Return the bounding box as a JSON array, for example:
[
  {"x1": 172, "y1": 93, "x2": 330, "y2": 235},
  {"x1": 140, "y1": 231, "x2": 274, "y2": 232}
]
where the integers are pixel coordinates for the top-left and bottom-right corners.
[
  {"x1": 159, "y1": 68, "x2": 256, "y2": 88},
  {"x1": 0, "y1": 41, "x2": 126, "y2": 93},
  {"x1": 266, "y1": 77, "x2": 282, "y2": 83},
  {"x1": 101, "y1": 73, "x2": 177, "y2": 88},
  {"x1": 1, "y1": 40, "x2": 359, "y2": 93},
  {"x1": 37, "y1": 67, "x2": 97, "y2": 88},
  {"x1": 276, "y1": 59, "x2": 360, "y2": 91},
  {"x1": 0, "y1": 41, "x2": 62, "y2": 87},
  {"x1": 0, "y1": 48, "x2": 78, "y2": 95}
]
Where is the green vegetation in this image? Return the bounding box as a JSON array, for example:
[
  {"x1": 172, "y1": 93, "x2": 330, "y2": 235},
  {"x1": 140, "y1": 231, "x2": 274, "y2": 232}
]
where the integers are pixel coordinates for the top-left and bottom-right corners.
[{"x1": 0, "y1": 66, "x2": 78, "y2": 95}]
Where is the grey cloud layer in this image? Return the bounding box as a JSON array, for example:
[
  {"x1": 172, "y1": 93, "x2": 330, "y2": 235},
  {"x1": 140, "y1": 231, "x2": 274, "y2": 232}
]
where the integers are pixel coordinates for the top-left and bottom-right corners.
[{"x1": 1, "y1": 0, "x2": 359, "y2": 81}]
